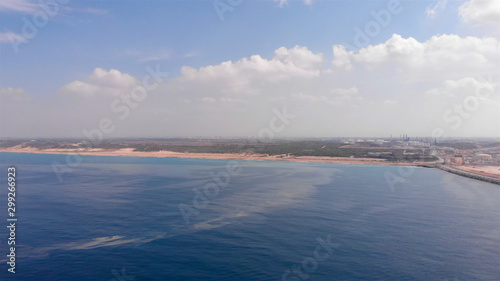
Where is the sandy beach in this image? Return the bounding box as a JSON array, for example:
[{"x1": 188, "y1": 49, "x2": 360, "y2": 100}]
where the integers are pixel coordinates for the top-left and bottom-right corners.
[
  {"x1": 454, "y1": 166, "x2": 500, "y2": 179},
  {"x1": 2, "y1": 146, "x2": 500, "y2": 182},
  {"x1": 0, "y1": 146, "x2": 411, "y2": 166}
]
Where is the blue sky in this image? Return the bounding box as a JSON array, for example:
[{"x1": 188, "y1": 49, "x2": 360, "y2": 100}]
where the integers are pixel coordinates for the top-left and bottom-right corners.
[
  {"x1": 0, "y1": 0, "x2": 481, "y2": 94},
  {"x1": 0, "y1": 0, "x2": 499, "y2": 138}
]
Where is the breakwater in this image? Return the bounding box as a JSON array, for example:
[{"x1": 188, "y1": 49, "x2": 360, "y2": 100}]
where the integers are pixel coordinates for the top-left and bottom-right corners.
[{"x1": 436, "y1": 165, "x2": 500, "y2": 185}]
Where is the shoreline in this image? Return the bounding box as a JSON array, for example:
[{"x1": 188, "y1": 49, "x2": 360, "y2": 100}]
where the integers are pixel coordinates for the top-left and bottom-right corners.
[
  {"x1": 436, "y1": 165, "x2": 500, "y2": 185},
  {"x1": 2, "y1": 148, "x2": 498, "y2": 185},
  {"x1": 0, "y1": 147, "x2": 415, "y2": 166}
]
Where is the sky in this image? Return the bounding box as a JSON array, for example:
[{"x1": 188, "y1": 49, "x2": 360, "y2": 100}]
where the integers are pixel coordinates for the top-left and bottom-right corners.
[{"x1": 0, "y1": 0, "x2": 499, "y2": 139}]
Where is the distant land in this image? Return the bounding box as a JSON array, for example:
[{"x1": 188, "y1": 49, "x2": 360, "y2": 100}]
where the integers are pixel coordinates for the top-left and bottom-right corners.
[{"x1": 1, "y1": 138, "x2": 499, "y2": 183}]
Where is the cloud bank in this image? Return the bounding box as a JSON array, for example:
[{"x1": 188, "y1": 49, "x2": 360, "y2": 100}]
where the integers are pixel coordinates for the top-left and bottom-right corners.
[
  {"x1": 1, "y1": 33, "x2": 499, "y2": 138},
  {"x1": 459, "y1": 0, "x2": 500, "y2": 26}
]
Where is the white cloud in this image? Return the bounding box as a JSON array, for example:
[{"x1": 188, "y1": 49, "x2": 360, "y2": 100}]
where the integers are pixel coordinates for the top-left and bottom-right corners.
[
  {"x1": 183, "y1": 52, "x2": 199, "y2": 58},
  {"x1": 139, "y1": 51, "x2": 170, "y2": 62},
  {"x1": 60, "y1": 68, "x2": 140, "y2": 97},
  {"x1": 0, "y1": 88, "x2": 28, "y2": 101},
  {"x1": 178, "y1": 45, "x2": 323, "y2": 97},
  {"x1": 181, "y1": 45, "x2": 322, "y2": 81},
  {"x1": 2, "y1": 34, "x2": 499, "y2": 138},
  {"x1": 0, "y1": 32, "x2": 27, "y2": 44},
  {"x1": 0, "y1": 0, "x2": 108, "y2": 18},
  {"x1": 332, "y1": 45, "x2": 354, "y2": 70},
  {"x1": 459, "y1": 0, "x2": 500, "y2": 26},
  {"x1": 426, "y1": 76, "x2": 497, "y2": 98},
  {"x1": 333, "y1": 34, "x2": 499, "y2": 82},
  {"x1": 274, "y1": 0, "x2": 314, "y2": 7},
  {"x1": 291, "y1": 91, "x2": 355, "y2": 106},
  {"x1": 0, "y1": 0, "x2": 38, "y2": 14},
  {"x1": 425, "y1": 0, "x2": 448, "y2": 17}
]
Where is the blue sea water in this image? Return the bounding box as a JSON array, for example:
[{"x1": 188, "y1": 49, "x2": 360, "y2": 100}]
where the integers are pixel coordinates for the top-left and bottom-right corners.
[{"x1": 0, "y1": 152, "x2": 499, "y2": 281}]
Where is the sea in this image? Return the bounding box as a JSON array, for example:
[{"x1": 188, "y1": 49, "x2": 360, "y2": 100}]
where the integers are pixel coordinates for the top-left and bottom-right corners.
[{"x1": 0, "y1": 152, "x2": 499, "y2": 281}]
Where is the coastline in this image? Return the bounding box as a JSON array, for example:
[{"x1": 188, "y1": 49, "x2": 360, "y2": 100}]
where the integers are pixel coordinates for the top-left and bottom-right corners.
[
  {"x1": 0, "y1": 147, "x2": 413, "y2": 166},
  {"x1": 2, "y1": 148, "x2": 498, "y2": 185},
  {"x1": 436, "y1": 165, "x2": 500, "y2": 185}
]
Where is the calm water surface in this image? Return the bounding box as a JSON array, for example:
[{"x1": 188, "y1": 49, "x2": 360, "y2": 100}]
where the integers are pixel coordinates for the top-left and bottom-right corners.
[{"x1": 0, "y1": 152, "x2": 499, "y2": 280}]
